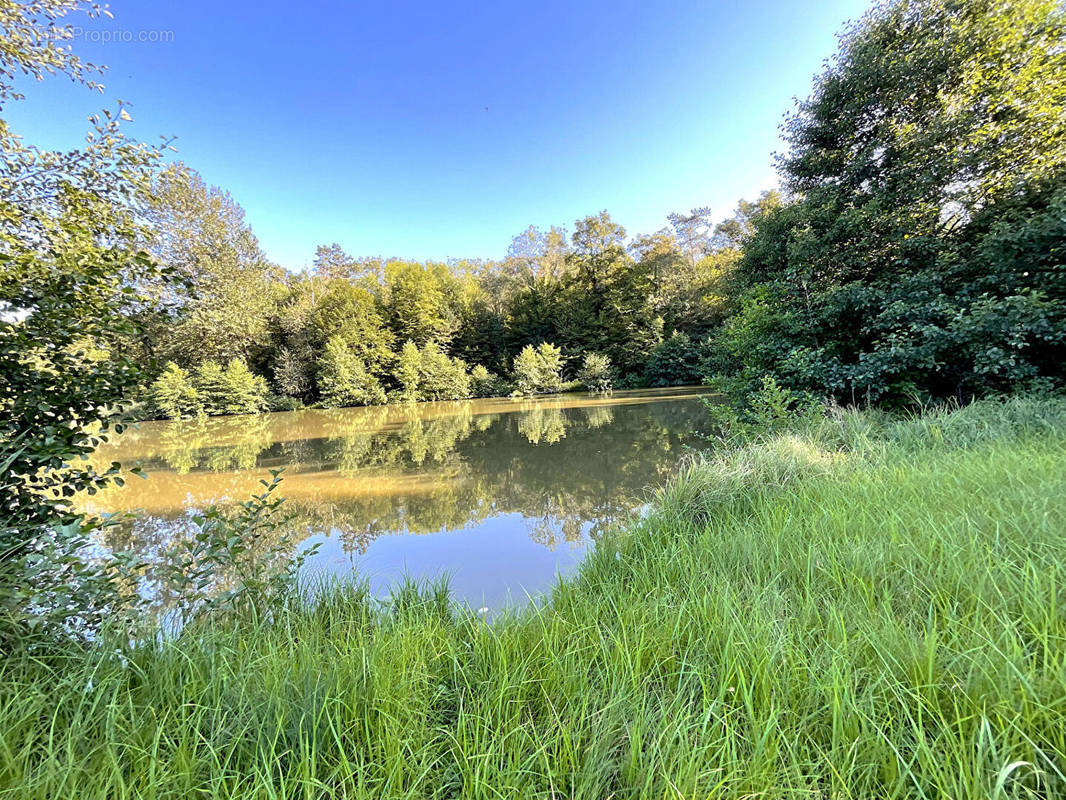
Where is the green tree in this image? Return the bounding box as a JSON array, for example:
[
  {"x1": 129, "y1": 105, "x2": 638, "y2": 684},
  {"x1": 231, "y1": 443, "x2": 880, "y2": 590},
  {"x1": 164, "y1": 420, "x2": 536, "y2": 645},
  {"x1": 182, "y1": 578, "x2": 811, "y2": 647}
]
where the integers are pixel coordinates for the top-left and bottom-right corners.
[
  {"x1": 392, "y1": 340, "x2": 471, "y2": 402},
  {"x1": 143, "y1": 165, "x2": 280, "y2": 367},
  {"x1": 666, "y1": 207, "x2": 713, "y2": 268},
  {"x1": 382, "y1": 261, "x2": 459, "y2": 348},
  {"x1": 310, "y1": 280, "x2": 393, "y2": 373},
  {"x1": 717, "y1": 0, "x2": 1066, "y2": 404},
  {"x1": 415, "y1": 342, "x2": 466, "y2": 401},
  {"x1": 578, "y1": 352, "x2": 614, "y2": 394},
  {"x1": 193, "y1": 361, "x2": 228, "y2": 416},
  {"x1": 643, "y1": 332, "x2": 712, "y2": 387},
  {"x1": 192, "y1": 359, "x2": 267, "y2": 416},
  {"x1": 395, "y1": 340, "x2": 423, "y2": 403},
  {"x1": 558, "y1": 212, "x2": 662, "y2": 376},
  {"x1": 503, "y1": 226, "x2": 570, "y2": 355},
  {"x1": 150, "y1": 362, "x2": 202, "y2": 419},
  {"x1": 511, "y1": 343, "x2": 564, "y2": 396},
  {"x1": 272, "y1": 346, "x2": 312, "y2": 401},
  {"x1": 470, "y1": 364, "x2": 506, "y2": 398},
  {"x1": 317, "y1": 337, "x2": 386, "y2": 408},
  {"x1": 219, "y1": 358, "x2": 270, "y2": 415},
  {"x1": 450, "y1": 267, "x2": 509, "y2": 372},
  {"x1": 312, "y1": 244, "x2": 383, "y2": 282}
]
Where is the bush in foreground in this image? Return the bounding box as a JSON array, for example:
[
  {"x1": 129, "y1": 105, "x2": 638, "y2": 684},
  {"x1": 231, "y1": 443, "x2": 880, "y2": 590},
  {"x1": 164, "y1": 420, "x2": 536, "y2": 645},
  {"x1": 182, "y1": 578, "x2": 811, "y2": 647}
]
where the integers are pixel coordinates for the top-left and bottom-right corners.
[{"x1": 2, "y1": 396, "x2": 1064, "y2": 798}]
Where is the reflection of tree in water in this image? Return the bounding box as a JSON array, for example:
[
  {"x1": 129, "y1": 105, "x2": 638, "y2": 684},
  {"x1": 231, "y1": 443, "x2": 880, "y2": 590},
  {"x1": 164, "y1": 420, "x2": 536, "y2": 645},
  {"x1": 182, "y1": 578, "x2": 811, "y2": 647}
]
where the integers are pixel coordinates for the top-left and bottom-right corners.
[
  {"x1": 155, "y1": 415, "x2": 275, "y2": 474},
  {"x1": 516, "y1": 403, "x2": 568, "y2": 444},
  {"x1": 104, "y1": 395, "x2": 710, "y2": 560},
  {"x1": 311, "y1": 397, "x2": 706, "y2": 552},
  {"x1": 400, "y1": 404, "x2": 475, "y2": 466},
  {"x1": 319, "y1": 403, "x2": 481, "y2": 473},
  {"x1": 583, "y1": 405, "x2": 614, "y2": 429}
]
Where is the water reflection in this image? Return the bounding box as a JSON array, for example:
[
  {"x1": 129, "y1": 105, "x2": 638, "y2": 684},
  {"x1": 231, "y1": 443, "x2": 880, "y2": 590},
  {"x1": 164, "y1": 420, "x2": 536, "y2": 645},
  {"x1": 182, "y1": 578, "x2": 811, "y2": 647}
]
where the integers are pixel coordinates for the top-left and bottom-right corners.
[{"x1": 84, "y1": 388, "x2": 711, "y2": 606}]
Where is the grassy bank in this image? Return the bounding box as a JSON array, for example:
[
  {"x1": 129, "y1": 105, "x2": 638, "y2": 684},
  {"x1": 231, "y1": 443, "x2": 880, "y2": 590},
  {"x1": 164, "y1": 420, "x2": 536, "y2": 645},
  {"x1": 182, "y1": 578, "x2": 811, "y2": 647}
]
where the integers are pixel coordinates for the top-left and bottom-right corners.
[{"x1": 2, "y1": 396, "x2": 1065, "y2": 799}]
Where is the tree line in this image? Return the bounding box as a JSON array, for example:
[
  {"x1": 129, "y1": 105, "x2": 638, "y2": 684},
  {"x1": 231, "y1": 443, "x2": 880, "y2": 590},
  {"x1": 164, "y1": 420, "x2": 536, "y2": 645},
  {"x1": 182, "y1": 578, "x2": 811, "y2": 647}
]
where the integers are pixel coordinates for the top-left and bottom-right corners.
[{"x1": 132, "y1": 166, "x2": 765, "y2": 417}]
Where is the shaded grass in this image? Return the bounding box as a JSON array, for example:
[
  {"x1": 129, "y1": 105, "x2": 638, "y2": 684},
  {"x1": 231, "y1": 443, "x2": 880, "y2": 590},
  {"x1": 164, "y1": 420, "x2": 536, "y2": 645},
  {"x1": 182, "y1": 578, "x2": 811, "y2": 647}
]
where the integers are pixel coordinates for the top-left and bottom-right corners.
[{"x1": 1, "y1": 396, "x2": 1065, "y2": 798}]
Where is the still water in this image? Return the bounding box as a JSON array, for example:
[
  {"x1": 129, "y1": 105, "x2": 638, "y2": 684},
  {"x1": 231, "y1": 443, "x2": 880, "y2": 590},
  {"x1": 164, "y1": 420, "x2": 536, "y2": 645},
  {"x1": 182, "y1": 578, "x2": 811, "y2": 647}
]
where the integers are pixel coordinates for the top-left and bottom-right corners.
[{"x1": 83, "y1": 387, "x2": 712, "y2": 609}]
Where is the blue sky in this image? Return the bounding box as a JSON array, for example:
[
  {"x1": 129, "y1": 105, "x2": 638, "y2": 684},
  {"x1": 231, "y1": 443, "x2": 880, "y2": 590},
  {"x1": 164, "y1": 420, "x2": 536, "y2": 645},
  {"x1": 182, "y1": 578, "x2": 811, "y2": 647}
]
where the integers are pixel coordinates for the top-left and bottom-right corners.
[{"x1": 7, "y1": 0, "x2": 869, "y2": 269}]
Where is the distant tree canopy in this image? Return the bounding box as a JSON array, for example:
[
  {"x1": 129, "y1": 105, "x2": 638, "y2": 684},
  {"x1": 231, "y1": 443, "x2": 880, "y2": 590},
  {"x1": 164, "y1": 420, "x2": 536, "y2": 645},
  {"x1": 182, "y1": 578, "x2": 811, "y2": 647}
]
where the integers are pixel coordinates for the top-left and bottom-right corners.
[{"x1": 126, "y1": 177, "x2": 750, "y2": 413}]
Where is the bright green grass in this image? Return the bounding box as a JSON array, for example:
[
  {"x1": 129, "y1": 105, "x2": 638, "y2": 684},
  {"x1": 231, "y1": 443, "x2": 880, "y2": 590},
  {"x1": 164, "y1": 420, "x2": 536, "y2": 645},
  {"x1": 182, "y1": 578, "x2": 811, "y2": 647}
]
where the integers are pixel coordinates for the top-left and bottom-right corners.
[{"x1": 2, "y1": 396, "x2": 1065, "y2": 798}]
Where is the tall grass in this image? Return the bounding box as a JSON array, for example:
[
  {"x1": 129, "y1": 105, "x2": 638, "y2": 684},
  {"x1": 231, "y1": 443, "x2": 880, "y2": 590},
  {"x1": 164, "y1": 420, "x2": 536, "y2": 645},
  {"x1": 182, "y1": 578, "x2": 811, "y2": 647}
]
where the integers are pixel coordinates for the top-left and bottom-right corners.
[{"x1": 2, "y1": 396, "x2": 1064, "y2": 798}]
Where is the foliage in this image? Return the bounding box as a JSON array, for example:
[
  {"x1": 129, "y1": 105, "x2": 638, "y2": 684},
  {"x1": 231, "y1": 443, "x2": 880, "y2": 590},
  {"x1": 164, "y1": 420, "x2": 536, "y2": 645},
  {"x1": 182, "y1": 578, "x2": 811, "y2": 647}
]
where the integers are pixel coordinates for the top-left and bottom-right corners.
[
  {"x1": 316, "y1": 337, "x2": 386, "y2": 408},
  {"x1": 0, "y1": 0, "x2": 107, "y2": 103},
  {"x1": 194, "y1": 359, "x2": 269, "y2": 416},
  {"x1": 577, "y1": 352, "x2": 613, "y2": 394},
  {"x1": 149, "y1": 362, "x2": 202, "y2": 419},
  {"x1": 417, "y1": 342, "x2": 472, "y2": 401},
  {"x1": 267, "y1": 394, "x2": 303, "y2": 412},
  {"x1": 642, "y1": 332, "x2": 711, "y2": 387},
  {"x1": 469, "y1": 364, "x2": 507, "y2": 398},
  {"x1": 394, "y1": 340, "x2": 422, "y2": 403},
  {"x1": 125, "y1": 196, "x2": 750, "y2": 413},
  {"x1": 511, "y1": 342, "x2": 564, "y2": 396},
  {"x1": 381, "y1": 261, "x2": 459, "y2": 348},
  {"x1": 708, "y1": 0, "x2": 1066, "y2": 407},
  {"x1": 556, "y1": 212, "x2": 664, "y2": 376},
  {"x1": 153, "y1": 472, "x2": 314, "y2": 628},
  {"x1": 393, "y1": 340, "x2": 472, "y2": 402},
  {"x1": 0, "y1": 8, "x2": 175, "y2": 644},
  {"x1": 271, "y1": 345, "x2": 312, "y2": 400},
  {"x1": 106, "y1": 2, "x2": 1066, "y2": 417},
  {"x1": 704, "y1": 374, "x2": 822, "y2": 440},
  {"x1": 3, "y1": 398, "x2": 1064, "y2": 797},
  {"x1": 308, "y1": 279, "x2": 393, "y2": 373},
  {"x1": 142, "y1": 165, "x2": 280, "y2": 367}
]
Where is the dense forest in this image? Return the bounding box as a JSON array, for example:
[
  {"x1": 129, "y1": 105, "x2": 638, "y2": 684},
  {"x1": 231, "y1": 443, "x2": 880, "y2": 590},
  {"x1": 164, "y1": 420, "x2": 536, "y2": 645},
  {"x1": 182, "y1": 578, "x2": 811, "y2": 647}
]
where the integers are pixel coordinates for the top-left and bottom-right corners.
[{"x1": 118, "y1": 0, "x2": 1064, "y2": 419}]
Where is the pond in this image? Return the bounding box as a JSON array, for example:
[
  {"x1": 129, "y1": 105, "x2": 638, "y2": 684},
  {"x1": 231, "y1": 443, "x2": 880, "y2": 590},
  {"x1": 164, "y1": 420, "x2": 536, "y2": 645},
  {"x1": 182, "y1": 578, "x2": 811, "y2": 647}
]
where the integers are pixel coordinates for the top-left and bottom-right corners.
[{"x1": 83, "y1": 387, "x2": 713, "y2": 610}]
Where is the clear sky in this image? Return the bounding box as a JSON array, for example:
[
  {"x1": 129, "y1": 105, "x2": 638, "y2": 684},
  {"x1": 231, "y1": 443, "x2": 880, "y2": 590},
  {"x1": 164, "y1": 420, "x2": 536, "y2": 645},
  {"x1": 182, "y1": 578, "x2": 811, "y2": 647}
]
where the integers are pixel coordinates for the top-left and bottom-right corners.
[{"x1": 6, "y1": 0, "x2": 870, "y2": 269}]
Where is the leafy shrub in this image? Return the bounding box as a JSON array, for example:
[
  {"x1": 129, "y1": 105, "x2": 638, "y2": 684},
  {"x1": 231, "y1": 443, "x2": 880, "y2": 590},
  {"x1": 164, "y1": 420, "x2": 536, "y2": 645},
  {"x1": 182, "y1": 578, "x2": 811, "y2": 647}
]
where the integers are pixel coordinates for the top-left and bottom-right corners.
[
  {"x1": 155, "y1": 472, "x2": 315, "y2": 627},
  {"x1": 394, "y1": 340, "x2": 471, "y2": 402},
  {"x1": 643, "y1": 332, "x2": 711, "y2": 387},
  {"x1": 417, "y1": 342, "x2": 472, "y2": 401},
  {"x1": 272, "y1": 346, "x2": 313, "y2": 401},
  {"x1": 268, "y1": 395, "x2": 304, "y2": 412},
  {"x1": 193, "y1": 361, "x2": 227, "y2": 415},
  {"x1": 195, "y1": 359, "x2": 270, "y2": 416},
  {"x1": 317, "y1": 337, "x2": 386, "y2": 407},
  {"x1": 705, "y1": 375, "x2": 822, "y2": 440},
  {"x1": 511, "y1": 343, "x2": 564, "y2": 396},
  {"x1": 470, "y1": 364, "x2": 507, "y2": 398},
  {"x1": 221, "y1": 360, "x2": 270, "y2": 415},
  {"x1": 150, "y1": 362, "x2": 202, "y2": 419},
  {"x1": 578, "y1": 352, "x2": 613, "y2": 394}
]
